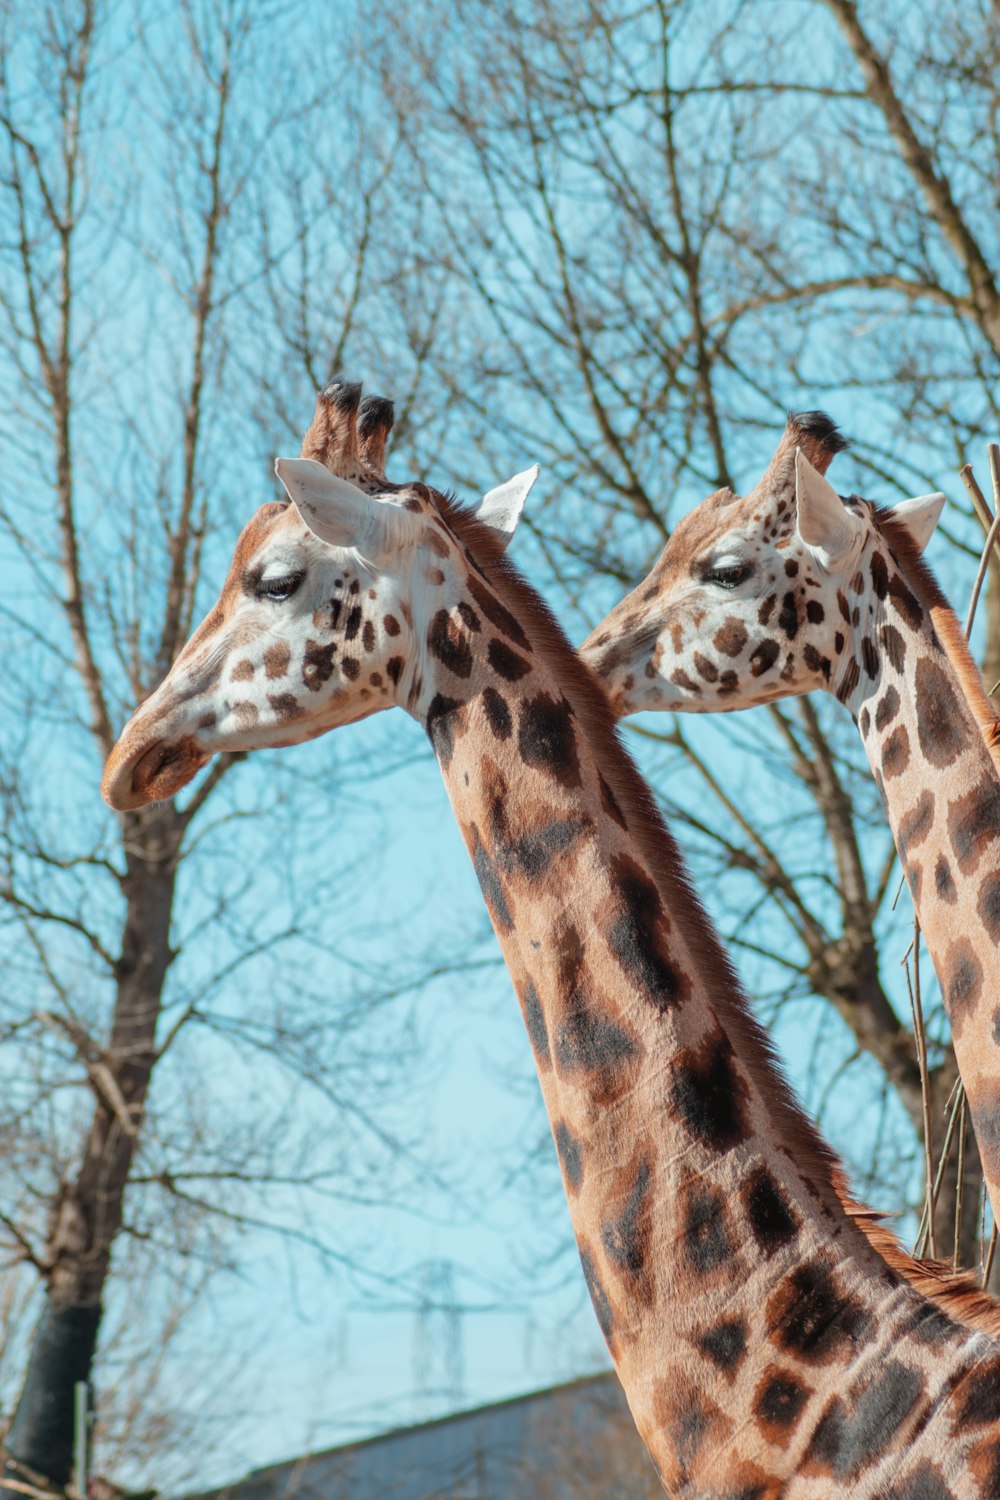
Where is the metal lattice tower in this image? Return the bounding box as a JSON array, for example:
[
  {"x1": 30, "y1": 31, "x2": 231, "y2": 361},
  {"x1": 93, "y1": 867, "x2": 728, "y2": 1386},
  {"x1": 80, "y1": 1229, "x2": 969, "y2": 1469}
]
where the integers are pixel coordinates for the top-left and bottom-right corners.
[{"x1": 413, "y1": 1258, "x2": 465, "y2": 1419}]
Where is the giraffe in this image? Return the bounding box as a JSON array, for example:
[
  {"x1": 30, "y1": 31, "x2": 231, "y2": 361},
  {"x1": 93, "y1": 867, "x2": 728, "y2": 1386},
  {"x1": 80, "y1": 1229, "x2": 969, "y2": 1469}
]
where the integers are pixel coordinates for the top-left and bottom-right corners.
[
  {"x1": 102, "y1": 384, "x2": 1000, "y2": 1497},
  {"x1": 581, "y1": 411, "x2": 1000, "y2": 1228}
]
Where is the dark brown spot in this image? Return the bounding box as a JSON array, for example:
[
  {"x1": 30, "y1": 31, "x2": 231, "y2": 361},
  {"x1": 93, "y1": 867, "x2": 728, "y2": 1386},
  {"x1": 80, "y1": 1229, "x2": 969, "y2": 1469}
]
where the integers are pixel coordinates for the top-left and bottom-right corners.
[
  {"x1": 758, "y1": 594, "x2": 777, "y2": 626},
  {"x1": 457, "y1": 601, "x2": 480, "y2": 632},
  {"x1": 934, "y1": 853, "x2": 956, "y2": 904},
  {"x1": 487, "y1": 638, "x2": 532, "y2": 681},
  {"x1": 426, "y1": 528, "x2": 449, "y2": 558},
  {"x1": 519, "y1": 977, "x2": 548, "y2": 1061},
  {"x1": 742, "y1": 1167, "x2": 799, "y2": 1255},
  {"x1": 887, "y1": 570, "x2": 923, "y2": 628},
  {"x1": 754, "y1": 1367, "x2": 810, "y2": 1447},
  {"x1": 836, "y1": 658, "x2": 860, "y2": 704},
  {"x1": 263, "y1": 642, "x2": 291, "y2": 679},
  {"x1": 979, "y1": 872, "x2": 1000, "y2": 941},
  {"x1": 384, "y1": 613, "x2": 401, "y2": 637},
  {"x1": 579, "y1": 1248, "x2": 614, "y2": 1342},
  {"x1": 804, "y1": 1361, "x2": 922, "y2": 1480},
  {"x1": 714, "y1": 620, "x2": 748, "y2": 657},
  {"x1": 341, "y1": 656, "x2": 360, "y2": 681},
  {"x1": 554, "y1": 1120, "x2": 582, "y2": 1188},
  {"x1": 697, "y1": 1318, "x2": 747, "y2": 1378},
  {"x1": 467, "y1": 574, "x2": 531, "y2": 650},
  {"x1": 805, "y1": 599, "x2": 825, "y2": 624},
  {"x1": 881, "y1": 724, "x2": 910, "y2": 779},
  {"x1": 681, "y1": 1178, "x2": 733, "y2": 1275},
  {"x1": 267, "y1": 693, "x2": 299, "y2": 722},
  {"x1": 426, "y1": 693, "x2": 463, "y2": 768},
  {"x1": 362, "y1": 620, "x2": 375, "y2": 652},
  {"x1": 517, "y1": 692, "x2": 580, "y2": 788},
  {"x1": 606, "y1": 855, "x2": 687, "y2": 1008},
  {"x1": 784, "y1": 559, "x2": 799, "y2": 577},
  {"x1": 602, "y1": 1156, "x2": 653, "y2": 1290},
  {"x1": 870, "y1": 551, "x2": 889, "y2": 600},
  {"x1": 386, "y1": 656, "x2": 404, "y2": 686},
  {"x1": 672, "y1": 1030, "x2": 750, "y2": 1153},
  {"x1": 768, "y1": 1260, "x2": 870, "y2": 1364},
  {"x1": 944, "y1": 937, "x2": 984, "y2": 1030},
  {"x1": 693, "y1": 651, "x2": 718, "y2": 683},
  {"x1": 482, "y1": 686, "x2": 512, "y2": 740},
  {"x1": 861, "y1": 636, "x2": 878, "y2": 679},
  {"x1": 834, "y1": 630, "x2": 845, "y2": 653},
  {"x1": 802, "y1": 643, "x2": 831, "y2": 680},
  {"x1": 914, "y1": 656, "x2": 965, "y2": 768},
  {"x1": 880, "y1": 623, "x2": 906, "y2": 672},
  {"x1": 232, "y1": 658, "x2": 254, "y2": 681},
  {"x1": 670, "y1": 668, "x2": 702, "y2": 694},
  {"x1": 345, "y1": 604, "x2": 362, "y2": 639},
  {"x1": 302, "y1": 638, "x2": 337, "y2": 690},
  {"x1": 750, "y1": 639, "x2": 780, "y2": 677},
  {"x1": 837, "y1": 589, "x2": 850, "y2": 623},
  {"x1": 778, "y1": 592, "x2": 798, "y2": 640},
  {"x1": 948, "y1": 778, "x2": 1000, "y2": 875},
  {"x1": 897, "y1": 790, "x2": 934, "y2": 861},
  {"x1": 428, "y1": 609, "x2": 473, "y2": 678},
  {"x1": 554, "y1": 993, "x2": 642, "y2": 1104},
  {"x1": 874, "y1": 685, "x2": 900, "y2": 731}
]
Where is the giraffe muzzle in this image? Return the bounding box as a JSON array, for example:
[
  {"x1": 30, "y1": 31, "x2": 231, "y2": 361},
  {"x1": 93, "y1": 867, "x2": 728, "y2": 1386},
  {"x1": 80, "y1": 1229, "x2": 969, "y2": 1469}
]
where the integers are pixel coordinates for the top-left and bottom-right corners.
[{"x1": 101, "y1": 732, "x2": 209, "y2": 810}]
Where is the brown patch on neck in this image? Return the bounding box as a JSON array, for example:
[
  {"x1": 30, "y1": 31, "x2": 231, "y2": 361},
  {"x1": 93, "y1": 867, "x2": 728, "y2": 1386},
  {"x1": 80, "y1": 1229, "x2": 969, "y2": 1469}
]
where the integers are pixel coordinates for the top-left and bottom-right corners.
[{"x1": 874, "y1": 507, "x2": 1000, "y2": 778}]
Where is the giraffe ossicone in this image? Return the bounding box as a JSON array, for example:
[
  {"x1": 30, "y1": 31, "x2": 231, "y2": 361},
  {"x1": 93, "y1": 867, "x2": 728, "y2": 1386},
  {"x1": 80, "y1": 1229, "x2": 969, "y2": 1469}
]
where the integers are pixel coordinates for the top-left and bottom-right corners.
[
  {"x1": 582, "y1": 411, "x2": 1000, "y2": 1223},
  {"x1": 103, "y1": 388, "x2": 1000, "y2": 1496}
]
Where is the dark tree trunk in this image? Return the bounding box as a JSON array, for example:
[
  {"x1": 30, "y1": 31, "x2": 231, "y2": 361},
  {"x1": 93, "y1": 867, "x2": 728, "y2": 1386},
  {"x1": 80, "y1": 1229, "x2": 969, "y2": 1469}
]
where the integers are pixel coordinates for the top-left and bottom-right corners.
[{"x1": 1, "y1": 804, "x2": 180, "y2": 1495}]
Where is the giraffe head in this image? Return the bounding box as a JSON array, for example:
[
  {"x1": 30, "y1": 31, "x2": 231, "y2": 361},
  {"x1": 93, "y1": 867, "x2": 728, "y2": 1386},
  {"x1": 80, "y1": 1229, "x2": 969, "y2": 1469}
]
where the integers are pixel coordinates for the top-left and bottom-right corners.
[
  {"x1": 581, "y1": 412, "x2": 946, "y2": 714},
  {"x1": 102, "y1": 382, "x2": 537, "y2": 810}
]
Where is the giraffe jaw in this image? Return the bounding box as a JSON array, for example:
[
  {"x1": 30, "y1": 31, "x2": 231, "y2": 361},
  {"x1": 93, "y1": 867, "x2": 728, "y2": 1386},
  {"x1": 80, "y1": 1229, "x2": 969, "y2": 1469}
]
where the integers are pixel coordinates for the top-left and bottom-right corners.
[{"x1": 102, "y1": 732, "x2": 209, "y2": 810}]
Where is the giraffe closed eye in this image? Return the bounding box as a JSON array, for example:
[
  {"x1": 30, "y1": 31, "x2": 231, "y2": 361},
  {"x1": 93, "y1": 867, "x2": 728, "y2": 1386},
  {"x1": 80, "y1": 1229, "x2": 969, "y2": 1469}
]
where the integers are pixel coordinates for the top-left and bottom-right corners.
[
  {"x1": 702, "y1": 562, "x2": 752, "y2": 590},
  {"x1": 255, "y1": 569, "x2": 305, "y2": 603}
]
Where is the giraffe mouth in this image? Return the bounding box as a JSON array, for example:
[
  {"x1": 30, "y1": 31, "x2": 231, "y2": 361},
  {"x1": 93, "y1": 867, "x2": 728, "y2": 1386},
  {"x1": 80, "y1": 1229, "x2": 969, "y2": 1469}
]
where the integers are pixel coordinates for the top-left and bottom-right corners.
[{"x1": 101, "y1": 734, "x2": 210, "y2": 811}]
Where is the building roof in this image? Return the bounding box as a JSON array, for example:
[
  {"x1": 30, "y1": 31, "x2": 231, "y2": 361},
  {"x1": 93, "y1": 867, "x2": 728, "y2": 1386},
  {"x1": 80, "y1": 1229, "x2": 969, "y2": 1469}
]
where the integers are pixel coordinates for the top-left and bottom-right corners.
[{"x1": 180, "y1": 1370, "x2": 660, "y2": 1500}]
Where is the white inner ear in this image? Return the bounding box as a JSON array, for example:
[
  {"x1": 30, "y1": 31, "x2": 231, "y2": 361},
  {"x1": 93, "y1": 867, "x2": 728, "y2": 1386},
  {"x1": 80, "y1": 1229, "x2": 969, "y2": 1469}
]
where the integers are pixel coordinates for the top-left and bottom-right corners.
[
  {"x1": 885, "y1": 492, "x2": 945, "y2": 555},
  {"x1": 474, "y1": 463, "x2": 539, "y2": 549},
  {"x1": 794, "y1": 448, "x2": 859, "y2": 570},
  {"x1": 275, "y1": 457, "x2": 387, "y2": 554}
]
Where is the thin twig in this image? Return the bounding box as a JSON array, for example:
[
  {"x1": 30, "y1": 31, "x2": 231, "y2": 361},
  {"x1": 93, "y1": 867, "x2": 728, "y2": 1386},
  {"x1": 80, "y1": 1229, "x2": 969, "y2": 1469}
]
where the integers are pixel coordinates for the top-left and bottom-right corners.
[
  {"x1": 903, "y1": 923, "x2": 936, "y2": 1258},
  {"x1": 954, "y1": 1095, "x2": 968, "y2": 1272}
]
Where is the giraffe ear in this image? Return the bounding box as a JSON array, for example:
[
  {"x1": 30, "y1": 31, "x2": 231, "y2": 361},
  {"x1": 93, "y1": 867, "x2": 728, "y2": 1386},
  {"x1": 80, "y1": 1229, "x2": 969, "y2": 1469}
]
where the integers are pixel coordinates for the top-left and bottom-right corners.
[
  {"x1": 794, "y1": 448, "x2": 859, "y2": 569},
  {"x1": 885, "y1": 492, "x2": 945, "y2": 555},
  {"x1": 275, "y1": 457, "x2": 405, "y2": 557},
  {"x1": 473, "y1": 464, "x2": 539, "y2": 549}
]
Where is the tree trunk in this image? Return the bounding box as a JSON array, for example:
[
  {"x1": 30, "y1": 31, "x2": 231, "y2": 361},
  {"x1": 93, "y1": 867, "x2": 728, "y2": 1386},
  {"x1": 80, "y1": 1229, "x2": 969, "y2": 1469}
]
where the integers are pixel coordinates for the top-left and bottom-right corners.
[{"x1": 1, "y1": 804, "x2": 180, "y2": 1494}]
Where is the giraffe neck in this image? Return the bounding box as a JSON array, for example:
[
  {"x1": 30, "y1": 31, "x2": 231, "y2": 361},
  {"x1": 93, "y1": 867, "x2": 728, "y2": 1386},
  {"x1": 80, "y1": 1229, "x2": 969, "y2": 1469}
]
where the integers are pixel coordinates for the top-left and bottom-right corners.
[
  {"x1": 411, "y1": 510, "x2": 1000, "y2": 1496},
  {"x1": 837, "y1": 523, "x2": 1000, "y2": 1218}
]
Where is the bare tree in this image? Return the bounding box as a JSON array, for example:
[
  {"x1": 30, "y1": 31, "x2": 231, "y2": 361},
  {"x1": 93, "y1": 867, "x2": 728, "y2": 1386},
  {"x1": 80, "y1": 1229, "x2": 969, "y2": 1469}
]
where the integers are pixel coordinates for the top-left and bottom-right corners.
[
  {"x1": 362, "y1": 0, "x2": 1000, "y2": 1269},
  {"x1": 0, "y1": 0, "x2": 462, "y2": 1489}
]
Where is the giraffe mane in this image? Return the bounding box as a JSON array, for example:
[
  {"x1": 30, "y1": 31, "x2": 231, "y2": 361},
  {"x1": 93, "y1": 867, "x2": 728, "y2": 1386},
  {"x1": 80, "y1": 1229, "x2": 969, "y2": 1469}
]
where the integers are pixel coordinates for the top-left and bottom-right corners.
[
  {"x1": 874, "y1": 505, "x2": 1000, "y2": 772},
  {"x1": 434, "y1": 487, "x2": 1000, "y2": 1333}
]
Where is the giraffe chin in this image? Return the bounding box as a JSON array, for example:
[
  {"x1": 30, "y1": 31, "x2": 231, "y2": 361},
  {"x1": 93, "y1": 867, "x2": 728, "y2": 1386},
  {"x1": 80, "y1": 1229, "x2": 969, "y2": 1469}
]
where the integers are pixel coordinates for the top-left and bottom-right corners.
[{"x1": 102, "y1": 736, "x2": 209, "y2": 811}]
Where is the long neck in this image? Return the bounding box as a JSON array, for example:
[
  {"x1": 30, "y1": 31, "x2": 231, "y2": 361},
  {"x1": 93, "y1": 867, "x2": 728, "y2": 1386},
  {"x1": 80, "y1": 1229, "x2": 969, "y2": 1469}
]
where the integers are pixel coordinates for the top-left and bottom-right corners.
[
  {"x1": 412, "y1": 530, "x2": 997, "y2": 1495},
  {"x1": 838, "y1": 531, "x2": 1000, "y2": 1220}
]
